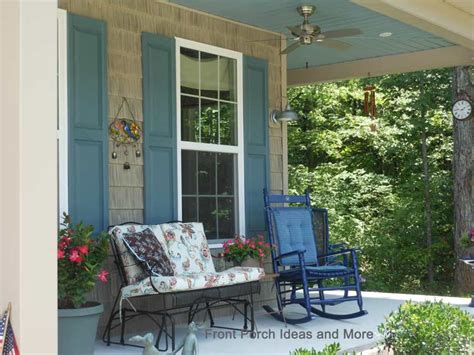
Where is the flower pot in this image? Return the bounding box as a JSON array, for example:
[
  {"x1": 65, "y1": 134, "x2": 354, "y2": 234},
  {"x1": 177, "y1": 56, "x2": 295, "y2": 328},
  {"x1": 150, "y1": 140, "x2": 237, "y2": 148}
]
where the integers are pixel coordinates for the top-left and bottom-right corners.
[
  {"x1": 240, "y1": 257, "x2": 262, "y2": 268},
  {"x1": 58, "y1": 302, "x2": 103, "y2": 355}
]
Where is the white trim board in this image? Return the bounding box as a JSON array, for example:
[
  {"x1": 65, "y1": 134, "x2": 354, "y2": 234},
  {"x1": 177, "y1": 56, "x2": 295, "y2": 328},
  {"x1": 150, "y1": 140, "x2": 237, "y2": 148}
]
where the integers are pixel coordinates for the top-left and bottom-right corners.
[
  {"x1": 57, "y1": 9, "x2": 68, "y2": 222},
  {"x1": 288, "y1": 45, "x2": 474, "y2": 86},
  {"x1": 175, "y1": 37, "x2": 246, "y2": 241},
  {"x1": 352, "y1": 0, "x2": 474, "y2": 50}
]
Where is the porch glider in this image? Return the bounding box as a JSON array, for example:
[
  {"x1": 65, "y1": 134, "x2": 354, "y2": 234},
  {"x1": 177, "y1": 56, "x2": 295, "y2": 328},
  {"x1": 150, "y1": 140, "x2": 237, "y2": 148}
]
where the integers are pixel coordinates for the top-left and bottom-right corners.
[
  {"x1": 263, "y1": 189, "x2": 367, "y2": 324},
  {"x1": 103, "y1": 222, "x2": 264, "y2": 352}
]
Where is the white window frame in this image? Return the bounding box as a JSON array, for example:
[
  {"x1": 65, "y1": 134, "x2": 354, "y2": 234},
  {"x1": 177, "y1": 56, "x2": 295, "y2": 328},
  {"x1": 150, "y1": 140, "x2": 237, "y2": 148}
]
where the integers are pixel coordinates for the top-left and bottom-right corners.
[
  {"x1": 175, "y1": 37, "x2": 245, "y2": 245},
  {"x1": 57, "y1": 9, "x2": 68, "y2": 225}
]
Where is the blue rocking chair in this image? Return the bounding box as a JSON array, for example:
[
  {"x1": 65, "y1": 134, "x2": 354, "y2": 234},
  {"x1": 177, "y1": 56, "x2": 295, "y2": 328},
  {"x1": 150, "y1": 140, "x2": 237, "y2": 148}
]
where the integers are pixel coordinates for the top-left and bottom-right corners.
[{"x1": 263, "y1": 189, "x2": 367, "y2": 324}]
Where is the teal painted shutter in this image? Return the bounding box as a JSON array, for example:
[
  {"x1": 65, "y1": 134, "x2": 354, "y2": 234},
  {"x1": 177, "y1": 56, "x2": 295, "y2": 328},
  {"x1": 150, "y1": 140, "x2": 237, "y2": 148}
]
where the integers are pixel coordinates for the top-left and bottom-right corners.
[
  {"x1": 244, "y1": 56, "x2": 269, "y2": 236},
  {"x1": 142, "y1": 33, "x2": 177, "y2": 223},
  {"x1": 68, "y1": 14, "x2": 108, "y2": 231}
]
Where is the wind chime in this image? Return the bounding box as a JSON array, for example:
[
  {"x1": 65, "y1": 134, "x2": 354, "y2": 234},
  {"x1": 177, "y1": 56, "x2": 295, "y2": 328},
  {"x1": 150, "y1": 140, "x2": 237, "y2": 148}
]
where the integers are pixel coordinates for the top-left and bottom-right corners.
[
  {"x1": 363, "y1": 84, "x2": 376, "y2": 117},
  {"x1": 363, "y1": 83, "x2": 377, "y2": 132},
  {"x1": 109, "y1": 97, "x2": 142, "y2": 169}
]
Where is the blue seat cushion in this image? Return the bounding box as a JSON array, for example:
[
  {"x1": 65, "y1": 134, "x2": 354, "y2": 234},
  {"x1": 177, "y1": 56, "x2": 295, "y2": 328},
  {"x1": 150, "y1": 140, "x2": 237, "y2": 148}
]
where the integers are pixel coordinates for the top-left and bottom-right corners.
[
  {"x1": 272, "y1": 207, "x2": 318, "y2": 265},
  {"x1": 280, "y1": 265, "x2": 354, "y2": 279}
]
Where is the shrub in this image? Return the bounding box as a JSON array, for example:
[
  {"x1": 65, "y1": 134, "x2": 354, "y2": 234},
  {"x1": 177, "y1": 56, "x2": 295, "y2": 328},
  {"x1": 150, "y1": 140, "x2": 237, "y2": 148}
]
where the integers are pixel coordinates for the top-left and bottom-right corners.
[
  {"x1": 378, "y1": 301, "x2": 474, "y2": 354},
  {"x1": 290, "y1": 343, "x2": 340, "y2": 355}
]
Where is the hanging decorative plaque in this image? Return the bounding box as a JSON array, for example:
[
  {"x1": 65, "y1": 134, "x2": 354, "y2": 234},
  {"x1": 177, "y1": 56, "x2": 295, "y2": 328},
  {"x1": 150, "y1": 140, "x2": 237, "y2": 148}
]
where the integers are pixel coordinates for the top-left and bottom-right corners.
[{"x1": 109, "y1": 97, "x2": 142, "y2": 169}]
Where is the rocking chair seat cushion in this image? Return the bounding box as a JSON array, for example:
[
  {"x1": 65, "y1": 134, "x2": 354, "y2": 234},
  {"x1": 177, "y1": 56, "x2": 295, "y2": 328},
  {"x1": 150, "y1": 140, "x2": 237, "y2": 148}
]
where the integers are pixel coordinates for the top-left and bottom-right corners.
[
  {"x1": 279, "y1": 265, "x2": 354, "y2": 279},
  {"x1": 121, "y1": 266, "x2": 265, "y2": 298}
]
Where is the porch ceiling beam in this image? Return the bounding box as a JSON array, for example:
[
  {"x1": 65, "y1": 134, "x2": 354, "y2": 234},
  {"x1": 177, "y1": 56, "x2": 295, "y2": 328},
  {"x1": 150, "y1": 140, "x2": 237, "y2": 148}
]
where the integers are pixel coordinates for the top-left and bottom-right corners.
[
  {"x1": 352, "y1": 0, "x2": 474, "y2": 49},
  {"x1": 287, "y1": 45, "x2": 473, "y2": 86}
]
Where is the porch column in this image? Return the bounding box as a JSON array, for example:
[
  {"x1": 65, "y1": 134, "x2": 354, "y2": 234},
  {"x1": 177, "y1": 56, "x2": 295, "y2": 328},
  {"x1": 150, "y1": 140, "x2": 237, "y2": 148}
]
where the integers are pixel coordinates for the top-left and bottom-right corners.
[{"x1": 1, "y1": 0, "x2": 58, "y2": 352}]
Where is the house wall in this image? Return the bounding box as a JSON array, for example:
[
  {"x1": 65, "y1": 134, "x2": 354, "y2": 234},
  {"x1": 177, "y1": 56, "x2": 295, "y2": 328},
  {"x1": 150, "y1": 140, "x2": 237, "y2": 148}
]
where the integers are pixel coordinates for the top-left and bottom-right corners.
[{"x1": 58, "y1": 0, "x2": 286, "y2": 335}]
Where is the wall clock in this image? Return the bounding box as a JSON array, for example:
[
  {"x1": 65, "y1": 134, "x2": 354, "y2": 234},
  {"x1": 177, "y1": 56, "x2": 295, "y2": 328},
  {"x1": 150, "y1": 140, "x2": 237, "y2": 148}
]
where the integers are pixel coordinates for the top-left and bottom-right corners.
[{"x1": 452, "y1": 98, "x2": 472, "y2": 121}]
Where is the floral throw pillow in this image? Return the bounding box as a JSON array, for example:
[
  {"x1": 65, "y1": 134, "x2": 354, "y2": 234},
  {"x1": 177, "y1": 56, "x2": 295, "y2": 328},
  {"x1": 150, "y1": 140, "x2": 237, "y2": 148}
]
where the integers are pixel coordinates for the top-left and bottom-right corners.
[
  {"x1": 160, "y1": 222, "x2": 215, "y2": 275},
  {"x1": 122, "y1": 228, "x2": 174, "y2": 277}
]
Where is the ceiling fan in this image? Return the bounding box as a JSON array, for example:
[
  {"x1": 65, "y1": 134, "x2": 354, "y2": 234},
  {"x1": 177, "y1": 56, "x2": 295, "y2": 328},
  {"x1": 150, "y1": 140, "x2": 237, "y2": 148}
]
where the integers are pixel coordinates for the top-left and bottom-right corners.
[{"x1": 282, "y1": 5, "x2": 363, "y2": 54}]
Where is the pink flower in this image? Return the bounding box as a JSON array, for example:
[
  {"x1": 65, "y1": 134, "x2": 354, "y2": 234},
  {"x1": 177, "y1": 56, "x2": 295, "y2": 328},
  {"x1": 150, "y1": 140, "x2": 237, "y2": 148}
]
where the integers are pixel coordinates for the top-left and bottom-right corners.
[
  {"x1": 98, "y1": 270, "x2": 109, "y2": 283},
  {"x1": 57, "y1": 249, "x2": 65, "y2": 259},
  {"x1": 238, "y1": 244, "x2": 243, "y2": 249},
  {"x1": 77, "y1": 245, "x2": 89, "y2": 255},
  {"x1": 69, "y1": 249, "x2": 83, "y2": 263},
  {"x1": 224, "y1": 247, "x2": 230, "y2": 253},
  {"x1": 258, "y1": 241, "x2": 264, "y2": 246}
]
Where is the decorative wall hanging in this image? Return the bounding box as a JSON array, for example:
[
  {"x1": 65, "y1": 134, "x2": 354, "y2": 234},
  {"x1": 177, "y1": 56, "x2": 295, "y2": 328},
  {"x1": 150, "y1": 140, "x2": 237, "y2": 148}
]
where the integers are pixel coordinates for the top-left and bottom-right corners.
[{"x1": 109, "y1": 97, "x2": 142, "y2": 169}]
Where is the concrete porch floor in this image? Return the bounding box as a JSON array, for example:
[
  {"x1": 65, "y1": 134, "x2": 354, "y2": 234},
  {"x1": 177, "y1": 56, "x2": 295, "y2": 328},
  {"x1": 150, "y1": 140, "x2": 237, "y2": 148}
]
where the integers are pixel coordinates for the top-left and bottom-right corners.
[{"x1": 94, "y1": 291, "x2": 474, "y2": 355}]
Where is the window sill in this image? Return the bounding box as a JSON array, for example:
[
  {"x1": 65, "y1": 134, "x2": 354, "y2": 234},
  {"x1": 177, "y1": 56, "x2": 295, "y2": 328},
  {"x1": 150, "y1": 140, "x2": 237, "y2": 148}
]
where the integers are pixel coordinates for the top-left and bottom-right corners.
[{"x1": 209, "y1": 243, "x2": 223, "y2": 249}]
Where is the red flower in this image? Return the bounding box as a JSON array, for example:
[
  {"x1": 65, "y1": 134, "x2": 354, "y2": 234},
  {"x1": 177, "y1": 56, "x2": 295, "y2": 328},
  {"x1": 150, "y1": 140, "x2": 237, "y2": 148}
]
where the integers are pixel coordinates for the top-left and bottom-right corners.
[
  {"x1": 77, "y1": 245, "x2": 89, "y2": 255},
  {"x1": 98, "y1": 270, "x2": 109, "y2": 283},
  {"x1": 69, "y1": 249, "x2": 83, "y2": 263},
  {"x1": 58, "y1": 249, "x2": 65, "y2": 259}
]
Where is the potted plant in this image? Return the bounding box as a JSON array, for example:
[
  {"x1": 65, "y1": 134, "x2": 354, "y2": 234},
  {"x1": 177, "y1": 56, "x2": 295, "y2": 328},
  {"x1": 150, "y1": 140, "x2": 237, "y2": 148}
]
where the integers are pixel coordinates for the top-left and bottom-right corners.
[
  {"x1": 58, "y1": 214, "x2": 109, "y2": 355},
  {"x1": 222, "y1": 235, "x2": 272, "y2": 268}
]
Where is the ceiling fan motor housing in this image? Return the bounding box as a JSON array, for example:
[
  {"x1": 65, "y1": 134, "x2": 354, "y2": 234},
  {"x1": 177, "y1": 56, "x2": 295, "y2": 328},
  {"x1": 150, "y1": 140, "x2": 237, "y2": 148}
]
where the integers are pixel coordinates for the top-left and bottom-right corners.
[{"x1": 297, "y1": 5, "x2": 316, "y2": 17}]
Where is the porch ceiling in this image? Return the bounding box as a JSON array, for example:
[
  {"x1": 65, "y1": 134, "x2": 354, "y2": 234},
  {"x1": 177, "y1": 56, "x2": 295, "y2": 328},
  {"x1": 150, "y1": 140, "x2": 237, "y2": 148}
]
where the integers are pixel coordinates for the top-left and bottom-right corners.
[{"x1": 169, "y1": 0, "x2": 456, "y2": 70}]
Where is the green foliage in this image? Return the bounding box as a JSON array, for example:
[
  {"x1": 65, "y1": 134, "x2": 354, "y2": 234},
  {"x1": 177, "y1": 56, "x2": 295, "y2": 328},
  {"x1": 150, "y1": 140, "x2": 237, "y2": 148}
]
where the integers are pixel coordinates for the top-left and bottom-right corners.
[
  {"x1": 288, "y1": 68, "x2": 454, "y2": 294},
  {"x1": 378, "y1": 301, "x2": 474, "y2": 354},
  {"x1": 58, "y1": 214, "x2": 109, "y2": 308},
  {"x1": 290, "y1": 343, "x2": 341, "y2": 355}
]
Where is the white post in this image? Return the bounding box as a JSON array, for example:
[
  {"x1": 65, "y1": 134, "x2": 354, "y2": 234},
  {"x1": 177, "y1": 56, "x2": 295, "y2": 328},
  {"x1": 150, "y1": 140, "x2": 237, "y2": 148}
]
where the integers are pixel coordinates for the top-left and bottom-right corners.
[{"x1": 0, "y1": 0, "x2": 58, "y2": 352}]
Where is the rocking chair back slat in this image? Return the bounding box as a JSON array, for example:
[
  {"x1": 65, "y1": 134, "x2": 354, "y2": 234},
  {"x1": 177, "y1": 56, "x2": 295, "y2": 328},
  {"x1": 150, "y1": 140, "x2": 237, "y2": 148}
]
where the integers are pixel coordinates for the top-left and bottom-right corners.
[{"x1": 311, "y1": 208, "x2": 330, "y2": 264}]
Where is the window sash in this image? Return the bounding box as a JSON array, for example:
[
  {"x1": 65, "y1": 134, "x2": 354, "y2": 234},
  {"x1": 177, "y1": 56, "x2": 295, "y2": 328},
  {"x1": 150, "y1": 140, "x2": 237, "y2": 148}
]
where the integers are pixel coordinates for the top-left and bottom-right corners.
[{"x1": 175, "y1": 37, "x2": 245, "y2": 244}]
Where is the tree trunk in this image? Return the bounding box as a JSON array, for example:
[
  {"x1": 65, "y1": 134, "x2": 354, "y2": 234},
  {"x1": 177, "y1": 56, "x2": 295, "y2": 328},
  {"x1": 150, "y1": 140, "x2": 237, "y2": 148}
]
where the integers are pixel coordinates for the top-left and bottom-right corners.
[
  {"x1": 421, "y1": 129, "x2": 434, "y2": 285},
  {"x1": 453, "y1": 66, "x2": 474, "y2": 294}
]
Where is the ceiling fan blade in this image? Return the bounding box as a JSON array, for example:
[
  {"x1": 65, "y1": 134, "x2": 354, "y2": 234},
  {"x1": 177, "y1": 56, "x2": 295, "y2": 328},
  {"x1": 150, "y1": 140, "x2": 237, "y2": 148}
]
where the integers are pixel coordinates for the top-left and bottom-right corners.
[
  {"x1": 281, "y1": 41, "x2": 302, "y2": 54},
  {"x1": 321, "y1": 28, "x2": 362, "y2": 39},
  {"x1": 287, "y1": 25, "x2": 304, "y2": 37},
  {"x1": 317, "y1": 39, "x2": 351, "y2": 50}
]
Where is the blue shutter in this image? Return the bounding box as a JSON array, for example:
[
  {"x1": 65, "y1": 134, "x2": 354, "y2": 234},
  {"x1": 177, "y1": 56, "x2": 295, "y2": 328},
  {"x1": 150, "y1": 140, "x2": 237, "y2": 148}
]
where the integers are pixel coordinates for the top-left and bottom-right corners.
[
  {"x1": 142, "y1": 33, "x2": 177, "y2": 224},
  {"x1": 68, "y1": 14, "x2": 108, "y2": 231},
  {"x1": 244, "y1": 56, "x2": 269, "y2": 236}
]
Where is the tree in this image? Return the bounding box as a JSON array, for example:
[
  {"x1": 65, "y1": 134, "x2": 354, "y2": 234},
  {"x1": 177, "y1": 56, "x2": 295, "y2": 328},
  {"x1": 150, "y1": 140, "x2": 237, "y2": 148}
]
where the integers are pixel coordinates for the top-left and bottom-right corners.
[{"x1": 452, "y1": 66, "x2": 474, "y2": 293}]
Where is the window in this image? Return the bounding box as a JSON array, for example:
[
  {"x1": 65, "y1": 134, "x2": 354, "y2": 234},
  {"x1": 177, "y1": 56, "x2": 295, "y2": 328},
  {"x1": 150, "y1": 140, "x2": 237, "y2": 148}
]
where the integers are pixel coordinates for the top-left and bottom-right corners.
[{"x1": 176, "y1": 38, "x2": 244, "y2": 242}]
